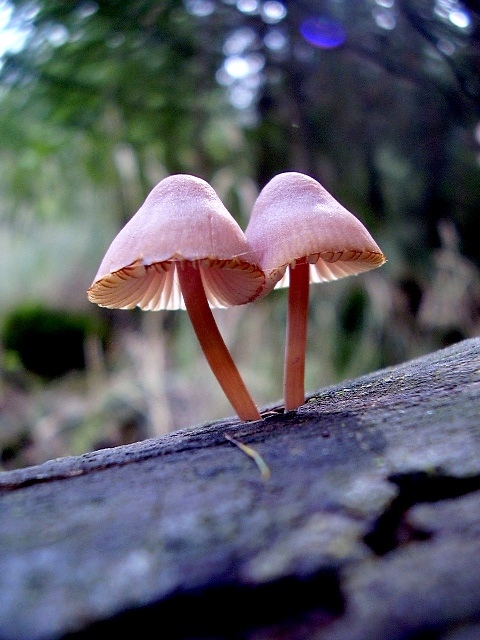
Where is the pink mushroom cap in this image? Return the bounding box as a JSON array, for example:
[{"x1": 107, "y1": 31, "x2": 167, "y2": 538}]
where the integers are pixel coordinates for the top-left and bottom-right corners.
[
  {"x1": 88, "y1": 174, "x2": 265, "y2": 310},
  {"x1": 245, "y1": 172, "x2": 386, "y2": 292}
]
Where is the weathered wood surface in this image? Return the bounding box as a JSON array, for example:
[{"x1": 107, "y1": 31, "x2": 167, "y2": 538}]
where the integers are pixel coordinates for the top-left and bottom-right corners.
[{"x1": 1, "y1": 338, "x2": 480, "y2": 640}]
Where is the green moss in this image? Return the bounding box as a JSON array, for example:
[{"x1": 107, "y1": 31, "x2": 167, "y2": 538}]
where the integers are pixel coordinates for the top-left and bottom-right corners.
[{"x1": 2, "y1": 304, "x2": 110, "y2": 380}]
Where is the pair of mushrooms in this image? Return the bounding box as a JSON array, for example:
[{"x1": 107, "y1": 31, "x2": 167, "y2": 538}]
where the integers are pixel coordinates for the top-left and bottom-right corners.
[{"x1": 87, "y1": 172, "x2": 385, "y2": 422}]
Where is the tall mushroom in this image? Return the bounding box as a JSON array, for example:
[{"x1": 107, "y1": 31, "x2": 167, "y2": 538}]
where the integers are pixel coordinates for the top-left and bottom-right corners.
[
  {"x1": 88, "y1": 174, "x2": 265, "y2": 422},
  {"x1": 245, "y1": 172, "x2": 386, "y2": 412}
]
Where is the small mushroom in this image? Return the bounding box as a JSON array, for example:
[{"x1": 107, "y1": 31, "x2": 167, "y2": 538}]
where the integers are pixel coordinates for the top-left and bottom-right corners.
[
  {"x1": 245, "y1": 172, "x2": 386, "y2": 412},
  {"x1": 88, "y1": 174, "x2": 265, "y2": 422}
]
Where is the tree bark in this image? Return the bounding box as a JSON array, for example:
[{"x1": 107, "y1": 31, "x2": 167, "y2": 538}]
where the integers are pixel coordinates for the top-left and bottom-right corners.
[{"x1": 1, "y1": 338, "x2": 479, "y2": 640}]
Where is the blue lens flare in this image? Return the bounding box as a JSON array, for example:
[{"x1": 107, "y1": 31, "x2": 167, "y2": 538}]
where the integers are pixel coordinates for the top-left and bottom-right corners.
[{"x1": 300, "y1": 17, "x2": 346, "y2": 49}]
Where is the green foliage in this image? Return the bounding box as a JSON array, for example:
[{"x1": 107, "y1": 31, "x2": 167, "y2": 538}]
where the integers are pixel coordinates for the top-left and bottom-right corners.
[
  {"x1": 334, "y1": 287, "x2": 368, "y2": 375},
  {"x1": 1, "y1": 0, "x2": 233, "y2": 177}
]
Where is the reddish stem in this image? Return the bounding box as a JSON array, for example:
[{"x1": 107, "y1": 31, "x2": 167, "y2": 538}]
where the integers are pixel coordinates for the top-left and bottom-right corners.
[
  {"x1": 284, "y1": 260, "x2": 310, "y2": 411},
  {"x1": 177, "y1": 262, "x2": 261, "y2": 422}
]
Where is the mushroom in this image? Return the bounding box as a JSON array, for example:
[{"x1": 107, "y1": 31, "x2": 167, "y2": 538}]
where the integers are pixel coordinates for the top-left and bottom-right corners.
[
  {"x1": 245, "y1": 172, "x2": 386, "y2": 412},
  {"x1": 88, "y1": 174, "x2": 265, "y2": 422}
]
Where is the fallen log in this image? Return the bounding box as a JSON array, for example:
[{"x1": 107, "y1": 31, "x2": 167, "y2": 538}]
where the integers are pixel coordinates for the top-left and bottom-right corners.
[{"x1": 1, "y1": 337, "x2": 479, "y2": 640}]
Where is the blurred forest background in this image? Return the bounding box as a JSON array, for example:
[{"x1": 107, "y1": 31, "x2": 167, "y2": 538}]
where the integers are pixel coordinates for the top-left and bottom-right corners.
[{"x1": 0, "y1": 0, "x2": 479, "y2": 470}]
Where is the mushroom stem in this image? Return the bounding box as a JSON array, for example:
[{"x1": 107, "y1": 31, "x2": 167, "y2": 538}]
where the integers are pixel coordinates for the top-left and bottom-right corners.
[
  {"x1": 177, "y1": 262, "x2": 262, "y2": 422},
  {"x1": 284, "y1": 260, "x2": 310, "y2": 411}
]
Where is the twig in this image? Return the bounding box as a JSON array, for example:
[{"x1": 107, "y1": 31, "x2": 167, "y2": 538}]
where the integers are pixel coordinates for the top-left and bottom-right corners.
[{"x1": 224, "y1": 433, "x2": 271, "y2": 481}]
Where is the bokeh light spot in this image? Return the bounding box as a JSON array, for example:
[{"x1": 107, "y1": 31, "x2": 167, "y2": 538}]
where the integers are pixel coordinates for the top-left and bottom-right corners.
[
  {"x1": 184, "y1": 0, "x2": 215, "y2": 17},
  {"x1": 437, "y1": 38, "x2": 455, "y2": 55},
  {"x1": 373, "y1": 8, "x2": 396, "y2": 30},
  {"x1": 236, "y1": 0, "x2": 258, "y2": 15},
  {"x1": 449, "y1": 9, "x2": 470, "y2": 29},
  {"x1": 262, "y1": 1, "x2": 287, "y2": 24},
  {"x1": 224, "y1": 55, "x2": 250, "y2": 79},
  {"x1": 223, "y1": 27, "x2": 256, "y2": 56},
  {"x1": 300, "y1": 17, "x2": 346, "y2": 49},
  {"x1": 264, "y1": 28, "x2": 288, "y2": 52}
]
